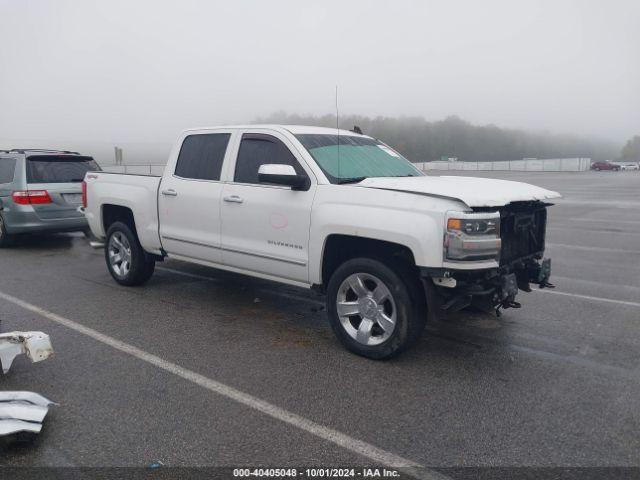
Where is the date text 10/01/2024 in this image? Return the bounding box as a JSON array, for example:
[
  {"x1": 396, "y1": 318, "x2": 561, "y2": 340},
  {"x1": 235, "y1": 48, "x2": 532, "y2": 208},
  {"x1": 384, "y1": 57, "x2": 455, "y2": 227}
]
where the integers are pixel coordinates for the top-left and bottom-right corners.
[{"x1": 233, "y1": 468, "x2": 402, "y2": 478}]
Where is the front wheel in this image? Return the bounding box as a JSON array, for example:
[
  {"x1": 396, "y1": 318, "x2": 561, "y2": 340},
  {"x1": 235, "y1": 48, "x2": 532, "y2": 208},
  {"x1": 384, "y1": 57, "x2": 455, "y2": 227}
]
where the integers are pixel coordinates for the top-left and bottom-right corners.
[
  {"x1": 326, "y1": 258, "x2": 426, "y2": 359},
  {"x1": 105, "y1": 221, "x2": 155, "y2": 286}
]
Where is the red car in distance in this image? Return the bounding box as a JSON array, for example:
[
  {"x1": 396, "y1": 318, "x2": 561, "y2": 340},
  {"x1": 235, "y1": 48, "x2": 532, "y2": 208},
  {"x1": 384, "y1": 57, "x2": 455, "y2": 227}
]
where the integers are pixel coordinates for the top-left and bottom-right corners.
[{"x1": 591, "y1": 161, "x2": 621, "y2": 171}]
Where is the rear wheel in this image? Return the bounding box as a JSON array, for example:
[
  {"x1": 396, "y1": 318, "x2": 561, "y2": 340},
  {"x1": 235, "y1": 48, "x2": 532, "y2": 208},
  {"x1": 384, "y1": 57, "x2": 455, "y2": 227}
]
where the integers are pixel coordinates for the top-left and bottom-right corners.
[
  {"x1": 326, "y1": 257, "x2": 426, "y2": 359},
  {"x1": 0, "y1": 214, "x2": 14, "y2": 248},
  {"x1": 105, "y1": 221, "x2": 155, "y2": 286}
]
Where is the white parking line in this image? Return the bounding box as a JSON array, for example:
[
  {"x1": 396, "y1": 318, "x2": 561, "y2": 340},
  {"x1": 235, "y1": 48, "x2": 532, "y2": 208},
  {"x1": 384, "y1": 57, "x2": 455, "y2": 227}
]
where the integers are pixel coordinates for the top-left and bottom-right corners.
[
  {"x1": 536, "y1": 289, "x2": 640, "y2": 308},
  {"x1": 568, "y1": 217, "x2": 640, "y2": 226},
  {"x1": 546, "y1": 243, "x2": 640, "y2": 254},
  {"x1": 0, "y1": 289, "x2": 446, "y2": 480},
  {"x1": 547, "y1": 226, "x2": 640, "y2": 236}
]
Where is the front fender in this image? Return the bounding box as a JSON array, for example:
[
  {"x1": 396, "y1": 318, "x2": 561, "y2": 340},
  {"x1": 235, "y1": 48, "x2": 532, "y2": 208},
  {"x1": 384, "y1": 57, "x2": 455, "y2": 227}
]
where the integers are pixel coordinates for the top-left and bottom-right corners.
[{"x1": 308, "y1": 190, "x2": 454, "y2": 284}]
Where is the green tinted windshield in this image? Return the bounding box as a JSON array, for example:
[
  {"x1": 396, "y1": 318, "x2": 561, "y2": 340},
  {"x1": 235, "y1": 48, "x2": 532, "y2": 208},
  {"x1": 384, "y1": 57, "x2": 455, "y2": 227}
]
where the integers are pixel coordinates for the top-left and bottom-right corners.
[{"x1": 295, "y1": 134, "x2": 423, "y2": 183}]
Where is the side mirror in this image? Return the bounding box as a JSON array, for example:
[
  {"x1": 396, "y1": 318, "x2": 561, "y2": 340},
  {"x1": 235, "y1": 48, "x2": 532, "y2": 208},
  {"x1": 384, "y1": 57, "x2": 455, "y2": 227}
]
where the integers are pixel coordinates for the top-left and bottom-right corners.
[{"x1": 258, "y1": 164, "x2": 310, "y2": 191}]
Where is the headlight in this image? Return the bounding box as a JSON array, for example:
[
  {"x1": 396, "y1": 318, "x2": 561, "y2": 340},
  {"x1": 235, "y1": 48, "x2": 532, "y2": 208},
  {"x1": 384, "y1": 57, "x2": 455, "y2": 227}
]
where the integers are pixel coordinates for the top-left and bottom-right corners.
[{"x1": 444, "y1": 211, "x2": 501, "y2": 261}]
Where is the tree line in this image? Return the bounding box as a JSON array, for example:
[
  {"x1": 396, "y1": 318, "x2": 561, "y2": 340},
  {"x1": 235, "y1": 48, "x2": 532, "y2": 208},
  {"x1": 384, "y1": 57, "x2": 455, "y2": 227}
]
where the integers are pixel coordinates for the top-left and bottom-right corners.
[{"x1": 255, "y1": 112, "x2": 620, "y2": 163}]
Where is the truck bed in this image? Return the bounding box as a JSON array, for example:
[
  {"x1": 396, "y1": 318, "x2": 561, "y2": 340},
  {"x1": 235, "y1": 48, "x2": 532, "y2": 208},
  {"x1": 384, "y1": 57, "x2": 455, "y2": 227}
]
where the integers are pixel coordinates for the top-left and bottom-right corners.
[{"x1": 83, "y1": 172, "x2": 163, "y2": 254}]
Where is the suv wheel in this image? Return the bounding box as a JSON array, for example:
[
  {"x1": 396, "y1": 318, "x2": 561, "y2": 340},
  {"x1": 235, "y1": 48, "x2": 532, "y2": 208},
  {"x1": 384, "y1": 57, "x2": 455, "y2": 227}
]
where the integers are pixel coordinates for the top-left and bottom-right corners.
[
  {"x1": 326, "y1": 257, "x2": 426, "y2": 359},
  {"x1": 105, "y1": 221, "x2": 155, "y2": 286},
  {"x1": 0, "y1": 214, "x2": 14, "y2": 248}
]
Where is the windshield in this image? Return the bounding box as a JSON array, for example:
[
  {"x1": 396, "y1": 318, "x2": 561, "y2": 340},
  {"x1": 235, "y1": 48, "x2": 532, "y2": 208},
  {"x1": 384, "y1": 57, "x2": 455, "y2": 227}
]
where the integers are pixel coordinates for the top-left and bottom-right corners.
[
  {"x1": 295, "y1": 134, "x2": 423, "y2": 183},
  {"x1": 26, "y1": 155, "x2": 101, "y2": 183}
]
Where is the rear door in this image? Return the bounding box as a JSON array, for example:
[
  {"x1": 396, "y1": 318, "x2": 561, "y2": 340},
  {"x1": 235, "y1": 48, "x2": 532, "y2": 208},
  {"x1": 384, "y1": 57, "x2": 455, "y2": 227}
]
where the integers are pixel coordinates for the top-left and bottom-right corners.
[
  {"x1": 219, "y1": 131, "x2": 316, "y2": 283},
  {"x1": 158, "y1": 131, "x2": 233, "y2": 263},
  {"x1": 26, "y1": 155, "x2": 100, "y2": 220}
]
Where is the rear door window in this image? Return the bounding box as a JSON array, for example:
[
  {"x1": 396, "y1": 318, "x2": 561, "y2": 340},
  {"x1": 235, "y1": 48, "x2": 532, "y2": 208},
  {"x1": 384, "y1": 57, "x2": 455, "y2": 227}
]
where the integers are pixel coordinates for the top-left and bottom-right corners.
[
  {"x1": 26, "y1": 156, "x2": 100, "y2": 183},
  {"x1": 174, "y1": 133, "x2": 231, "y2": 181},
  {"x1": 0, "y1": 158, "x2": 16, "y2": 183}
]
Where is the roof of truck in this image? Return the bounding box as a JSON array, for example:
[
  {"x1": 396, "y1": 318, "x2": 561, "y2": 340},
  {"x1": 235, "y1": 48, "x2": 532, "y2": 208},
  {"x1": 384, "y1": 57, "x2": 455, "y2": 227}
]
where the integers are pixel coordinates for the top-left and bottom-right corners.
[{"x1": 182, "y1": 124, "x2": 369, "y2": 137}]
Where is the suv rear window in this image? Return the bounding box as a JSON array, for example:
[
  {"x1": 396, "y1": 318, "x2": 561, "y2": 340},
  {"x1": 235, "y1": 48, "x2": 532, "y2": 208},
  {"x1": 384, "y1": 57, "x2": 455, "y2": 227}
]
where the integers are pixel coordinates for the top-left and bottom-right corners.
[{"x1": 26, "y1": 155, "x2": 100, "y2": 183}]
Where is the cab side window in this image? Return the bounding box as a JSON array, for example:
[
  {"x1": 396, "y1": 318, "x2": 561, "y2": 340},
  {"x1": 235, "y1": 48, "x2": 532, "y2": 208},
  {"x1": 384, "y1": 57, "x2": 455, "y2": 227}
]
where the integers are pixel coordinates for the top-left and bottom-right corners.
[
  {"x1": 234, "y1": 134, "x2": 306, "y2": 185},
  {"x1": 0, "y1": 158, "x2": 16, "y2": 184},
  {"x1": 175, "y1": 133, "x2": 230, "y2": 181}
]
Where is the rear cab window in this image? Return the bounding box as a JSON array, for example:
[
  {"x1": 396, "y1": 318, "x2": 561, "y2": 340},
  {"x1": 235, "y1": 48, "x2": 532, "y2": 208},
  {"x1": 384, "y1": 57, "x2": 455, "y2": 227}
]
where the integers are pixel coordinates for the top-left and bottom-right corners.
[
  {"x1": 26, "y1": 155, "x2": 100, "y2": 184},
  {"x1": 174, "y1": 133, "x2": 231, "y2": 180}
]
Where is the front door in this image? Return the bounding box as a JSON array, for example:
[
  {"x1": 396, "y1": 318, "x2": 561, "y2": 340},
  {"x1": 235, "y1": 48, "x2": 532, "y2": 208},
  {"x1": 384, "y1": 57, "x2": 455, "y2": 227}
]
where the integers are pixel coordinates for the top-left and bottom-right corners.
[{"x1": 220, "y1": 132, "x2": 315, "y2": 283}]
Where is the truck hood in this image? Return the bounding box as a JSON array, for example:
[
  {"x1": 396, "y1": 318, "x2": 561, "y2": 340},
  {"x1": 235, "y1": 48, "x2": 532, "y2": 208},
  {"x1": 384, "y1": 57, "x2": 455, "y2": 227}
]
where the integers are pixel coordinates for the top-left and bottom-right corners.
[{"x1": 355, "y1": 175, "x2": 562, "y2": 207}]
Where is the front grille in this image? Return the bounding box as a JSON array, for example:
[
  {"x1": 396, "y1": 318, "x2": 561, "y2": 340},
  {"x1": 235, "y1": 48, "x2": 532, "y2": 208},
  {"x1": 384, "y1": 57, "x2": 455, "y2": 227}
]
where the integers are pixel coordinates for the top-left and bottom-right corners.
[{"x1": 498, "y1": 202, "x2": 547, "y2": 265}]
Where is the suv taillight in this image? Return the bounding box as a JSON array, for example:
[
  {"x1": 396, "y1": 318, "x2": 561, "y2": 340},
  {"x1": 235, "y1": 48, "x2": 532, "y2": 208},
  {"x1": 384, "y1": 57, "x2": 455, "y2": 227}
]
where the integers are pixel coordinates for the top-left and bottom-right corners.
[
  {"x1": 12, "y1": 190, "x2": 53, "y2": 205},
  {"x1": 82, "y1": 180, "x2": 87, "y2": 208}
]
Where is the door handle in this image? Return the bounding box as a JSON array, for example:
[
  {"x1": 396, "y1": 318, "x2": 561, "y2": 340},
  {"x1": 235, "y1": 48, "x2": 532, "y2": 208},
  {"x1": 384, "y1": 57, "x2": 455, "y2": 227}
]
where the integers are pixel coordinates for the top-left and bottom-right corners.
[
  {"x1": 223, "y1": 195, "x2": 244, "y2": 204},
  {"x1": 161, "y1": 189, "x2": 178, "y2": 197}
]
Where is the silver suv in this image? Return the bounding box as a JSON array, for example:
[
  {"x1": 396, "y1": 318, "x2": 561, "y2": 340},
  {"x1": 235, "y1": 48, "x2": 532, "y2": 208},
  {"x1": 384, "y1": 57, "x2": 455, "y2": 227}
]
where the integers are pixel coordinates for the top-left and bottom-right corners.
[{"x1": 0, "y1": 149, "x2": 101, "y2": 247}]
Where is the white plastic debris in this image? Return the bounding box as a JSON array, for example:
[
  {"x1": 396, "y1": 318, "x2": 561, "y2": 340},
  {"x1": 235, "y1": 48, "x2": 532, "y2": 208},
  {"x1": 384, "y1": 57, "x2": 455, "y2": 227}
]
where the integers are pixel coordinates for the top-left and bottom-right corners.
[
  {"x1": 0, "y1": 391, "x2": 56, "y2": 437},
  {"x1": 0, "y1": 403, "x2": 49, "y2": 423},
  {"x1": 0, "y1": 391, "x2": 56, "y2": 406},
  {"x1": 0, "y1": 419, "x2": 43, "y2": 436},
  {"x1": 0, "y1": 331, "x2": 53, "y2": 374}
]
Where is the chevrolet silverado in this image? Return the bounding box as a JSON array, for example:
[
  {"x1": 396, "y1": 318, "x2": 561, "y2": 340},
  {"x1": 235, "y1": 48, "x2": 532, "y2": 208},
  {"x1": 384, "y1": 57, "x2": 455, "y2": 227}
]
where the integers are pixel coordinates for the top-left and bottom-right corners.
[{"x1": 83, "y1": 125, "x2": 560, "y2": 359}]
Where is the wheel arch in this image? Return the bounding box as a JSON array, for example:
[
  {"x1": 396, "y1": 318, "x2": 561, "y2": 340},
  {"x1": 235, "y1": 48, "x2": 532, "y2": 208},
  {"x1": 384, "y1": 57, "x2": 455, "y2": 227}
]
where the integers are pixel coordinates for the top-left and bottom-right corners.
[
  {"x1": 318, "y1": 234, "x2": 418, "y2": 291},
  {"x1": 102, "y1": 204, "x2": 137, "y2": 237}
]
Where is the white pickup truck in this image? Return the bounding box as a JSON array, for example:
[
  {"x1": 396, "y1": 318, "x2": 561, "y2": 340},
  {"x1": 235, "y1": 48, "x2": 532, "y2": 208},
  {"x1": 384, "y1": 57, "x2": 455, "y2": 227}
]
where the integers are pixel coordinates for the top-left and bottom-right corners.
[{"x1": 83, "y1": 125, "x2": 560, "y2": 359}]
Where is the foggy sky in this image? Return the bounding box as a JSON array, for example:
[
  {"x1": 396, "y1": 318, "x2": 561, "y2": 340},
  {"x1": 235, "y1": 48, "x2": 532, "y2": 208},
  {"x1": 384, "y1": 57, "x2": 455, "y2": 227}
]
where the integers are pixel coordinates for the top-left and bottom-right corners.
[{"x1": 1, "y1": 0, "x2": 638, "y2": 160}]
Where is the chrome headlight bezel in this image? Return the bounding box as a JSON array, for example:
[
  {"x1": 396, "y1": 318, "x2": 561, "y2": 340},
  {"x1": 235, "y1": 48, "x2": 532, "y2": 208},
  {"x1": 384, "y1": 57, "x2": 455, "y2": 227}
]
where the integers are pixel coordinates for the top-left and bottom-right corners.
[{"x1": 444, "y1": 211, "x2": 501, "y2": 262}]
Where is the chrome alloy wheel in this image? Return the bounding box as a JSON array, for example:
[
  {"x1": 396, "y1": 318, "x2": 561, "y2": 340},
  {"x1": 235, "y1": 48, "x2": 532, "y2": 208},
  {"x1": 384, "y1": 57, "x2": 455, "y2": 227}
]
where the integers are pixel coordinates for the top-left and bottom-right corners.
[
  {"x1": 336, "y1": 273, "x2": 397, "y2": 346},
  {"x1": 108, "y1": 231, "x2": 132, "y2": 278}
]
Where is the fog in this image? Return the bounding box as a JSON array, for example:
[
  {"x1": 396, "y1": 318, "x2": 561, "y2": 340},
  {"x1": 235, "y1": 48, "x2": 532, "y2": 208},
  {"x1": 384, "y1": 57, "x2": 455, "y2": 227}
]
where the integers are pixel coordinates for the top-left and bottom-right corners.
[{"x1": 1, "y1": 0, "x2": 638, "y2": 164}]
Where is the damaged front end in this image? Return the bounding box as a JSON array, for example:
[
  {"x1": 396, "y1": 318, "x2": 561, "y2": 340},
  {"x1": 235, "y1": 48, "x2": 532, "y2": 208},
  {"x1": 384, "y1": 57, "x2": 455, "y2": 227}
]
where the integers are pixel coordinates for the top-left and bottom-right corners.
[{"x1": 425, "y1": 201, "x2": 554, "y2": 317}]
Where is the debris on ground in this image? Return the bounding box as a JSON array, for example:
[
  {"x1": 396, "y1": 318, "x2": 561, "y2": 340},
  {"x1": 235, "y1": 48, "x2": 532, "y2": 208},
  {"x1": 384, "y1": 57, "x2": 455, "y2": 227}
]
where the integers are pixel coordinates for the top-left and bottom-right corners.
[
  {"x1": 0, "y1": 331, "x2": 53, "y2": 374},
  {"x1": 0, "y1": 391, "x2": 56, "y2": 438}
]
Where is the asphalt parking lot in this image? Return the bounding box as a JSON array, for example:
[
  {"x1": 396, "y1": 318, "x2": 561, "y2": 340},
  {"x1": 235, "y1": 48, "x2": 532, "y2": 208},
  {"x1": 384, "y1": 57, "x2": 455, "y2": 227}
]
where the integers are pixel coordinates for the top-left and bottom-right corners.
[{"x1": 0, "y1": 171, "x2": 639, "y2": 475}]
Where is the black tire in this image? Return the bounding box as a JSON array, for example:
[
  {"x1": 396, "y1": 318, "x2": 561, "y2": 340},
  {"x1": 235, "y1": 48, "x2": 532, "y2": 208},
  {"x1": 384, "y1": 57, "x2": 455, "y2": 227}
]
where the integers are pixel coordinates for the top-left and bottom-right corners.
[
  {"x1": 326, "y1": 257, "x2": 426, "y2": 359},
  {"x1": 104, "y1": 221, "x2": 155, "y2": 286},
  {"x1": 0, "y1": 214, "x2": 14, "y2": 248}
]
